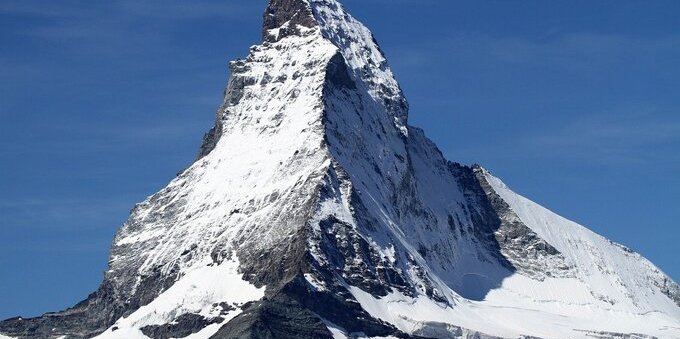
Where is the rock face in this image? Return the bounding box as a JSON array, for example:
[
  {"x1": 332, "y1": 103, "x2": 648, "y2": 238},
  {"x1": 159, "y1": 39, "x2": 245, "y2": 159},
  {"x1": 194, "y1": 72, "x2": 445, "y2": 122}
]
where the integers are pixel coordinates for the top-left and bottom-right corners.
[{"x1": 2, "y1": 0, "x2": 679, "y2": 338}]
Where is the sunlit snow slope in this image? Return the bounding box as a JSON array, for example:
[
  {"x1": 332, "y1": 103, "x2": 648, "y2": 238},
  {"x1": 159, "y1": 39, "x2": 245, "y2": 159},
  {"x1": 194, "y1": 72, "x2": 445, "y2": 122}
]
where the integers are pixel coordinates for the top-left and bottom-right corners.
[{"x1": 343, "y1": 169, "x2": 680, "y2": 338}]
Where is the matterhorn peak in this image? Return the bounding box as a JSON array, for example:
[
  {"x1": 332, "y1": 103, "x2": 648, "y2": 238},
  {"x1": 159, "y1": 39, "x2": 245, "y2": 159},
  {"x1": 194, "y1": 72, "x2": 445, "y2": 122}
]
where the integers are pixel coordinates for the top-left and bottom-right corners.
[
  {"x1": 1, "y1": 1, "x2": 679, "y2": 338},
  {"x1": 262, "y1": 0, "x2": 317, "y2": 41}
]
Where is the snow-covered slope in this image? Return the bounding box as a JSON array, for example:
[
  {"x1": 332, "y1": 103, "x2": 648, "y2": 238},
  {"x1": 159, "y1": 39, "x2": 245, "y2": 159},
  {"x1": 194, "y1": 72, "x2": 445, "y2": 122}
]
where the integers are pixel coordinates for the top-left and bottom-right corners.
[
  {"x1": 484, "y1": 170, "x2": 680, "y2": 319},
  {"x1": 1, "y1": 0, "x2": 678, "y2": 338},
  {"x1": 96, "y1": 259, "x2": 264, "y2": 339},
  {"x1": 341, "y1": 168, "x2": 680, "y2": 338}
]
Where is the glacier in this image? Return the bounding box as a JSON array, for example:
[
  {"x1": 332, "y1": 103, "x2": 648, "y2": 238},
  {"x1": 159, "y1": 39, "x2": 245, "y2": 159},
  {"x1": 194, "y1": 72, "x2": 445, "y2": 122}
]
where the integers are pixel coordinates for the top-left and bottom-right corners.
[{"x1": 1, "y1": 0, "x2": 678, "y2": 338}]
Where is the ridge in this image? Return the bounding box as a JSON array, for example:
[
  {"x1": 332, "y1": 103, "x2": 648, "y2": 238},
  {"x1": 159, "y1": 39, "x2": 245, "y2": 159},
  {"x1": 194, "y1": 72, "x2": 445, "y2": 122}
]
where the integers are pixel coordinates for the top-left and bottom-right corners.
[{"x1": 199, "y1": 0, "x2": 408, "y2": 160}]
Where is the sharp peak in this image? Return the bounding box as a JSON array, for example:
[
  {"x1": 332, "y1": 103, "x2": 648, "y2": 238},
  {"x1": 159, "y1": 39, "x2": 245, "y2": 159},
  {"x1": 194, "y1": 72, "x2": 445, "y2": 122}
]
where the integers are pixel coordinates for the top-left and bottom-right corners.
[
  {"x1": 259, "y1": 0, "x2": 410, "y2": 133},
  {"x1": 262, "y1": 0, "x2": 346, "y2": 42},
  {"x1": 262, "y1": 0, "x2": 315, "y2": 42}
]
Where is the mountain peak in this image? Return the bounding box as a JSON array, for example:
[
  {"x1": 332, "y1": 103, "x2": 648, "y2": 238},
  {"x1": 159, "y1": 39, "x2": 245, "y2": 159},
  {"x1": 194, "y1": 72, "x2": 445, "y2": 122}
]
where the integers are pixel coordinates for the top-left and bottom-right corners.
[
  {"x1": 262, "y1": 0, "x2": 409, "y2": 131},
  {"x1": 262, "y1": 0, "x2": 316, "y2": 42},
  {"x1": 1, "y1": 1, "x2": 679, "y2": 338}
]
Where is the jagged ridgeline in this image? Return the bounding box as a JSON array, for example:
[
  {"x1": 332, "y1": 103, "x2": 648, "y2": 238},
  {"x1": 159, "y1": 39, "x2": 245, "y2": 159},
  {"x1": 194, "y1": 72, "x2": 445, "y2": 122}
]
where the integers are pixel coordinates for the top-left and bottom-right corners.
[{"x1": 1, "y1": 0, "x2": 679, "y2": 338}]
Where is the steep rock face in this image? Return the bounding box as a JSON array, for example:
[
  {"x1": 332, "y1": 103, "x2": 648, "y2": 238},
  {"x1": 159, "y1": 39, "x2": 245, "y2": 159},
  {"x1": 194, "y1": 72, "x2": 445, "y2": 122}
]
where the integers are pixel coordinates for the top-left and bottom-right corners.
[
  {"x1": 2, "y1": 0, "x2": 679, "y2": 338},
  {"x1": 473, "y1": 167, "x2": 574, "y2": 280},
  {"x1": 263, "y1": 0, "x2": 317, "y2": 42}
]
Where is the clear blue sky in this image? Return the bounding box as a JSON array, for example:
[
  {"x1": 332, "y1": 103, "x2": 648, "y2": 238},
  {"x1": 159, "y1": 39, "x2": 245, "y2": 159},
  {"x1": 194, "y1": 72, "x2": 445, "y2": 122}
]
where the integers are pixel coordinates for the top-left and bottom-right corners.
[{"x1": 1, "y1": 0, "x2": 679, "y2": 320}]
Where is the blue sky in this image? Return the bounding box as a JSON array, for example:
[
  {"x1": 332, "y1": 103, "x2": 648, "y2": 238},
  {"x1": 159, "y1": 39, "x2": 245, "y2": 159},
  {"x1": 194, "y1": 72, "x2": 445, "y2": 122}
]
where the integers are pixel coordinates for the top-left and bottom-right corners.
[{"x1": 1, "y1": 0, "x2": 679, "y2": 320}]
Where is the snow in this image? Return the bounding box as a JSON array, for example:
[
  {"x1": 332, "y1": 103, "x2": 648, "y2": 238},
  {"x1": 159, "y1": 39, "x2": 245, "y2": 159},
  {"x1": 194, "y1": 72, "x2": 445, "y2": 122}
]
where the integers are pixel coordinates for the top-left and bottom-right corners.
[
  {"x1": 342, "y1": 169, "x2": 680, "y2": 338},
  {"x1": 311, "y1": 0, "x2": 409, "y2": 134},
  {"x1": 0, "y1": 335, "x2": 15, "y2": 339},
  {"x1": 123, "y1": 0, "x2": 679, "y2": 335},
  {"x1": 326, "y1": 323, "x2": 348, "y2": 339},
  {"x1": 94, "y1": 259, "x2": 264, "y2": 339},
  {"x1": 304, "y1": 273, "x2": 328, "y2": 292},
  {"x1": 11, "y1": 0, "x2": 676, "y2": 338},
  {"x1": 351, "y1": 281, "x2": 680, "y2": 338},
  {"x1": 105, "y1": 23, "x2": 342, "y2": 297},
  {"x1": 324, "y1": 320, "x2": 399, "y2": 339},
  {"x1": 485, "y1": 170, "x2": 680, "y2": 319}
]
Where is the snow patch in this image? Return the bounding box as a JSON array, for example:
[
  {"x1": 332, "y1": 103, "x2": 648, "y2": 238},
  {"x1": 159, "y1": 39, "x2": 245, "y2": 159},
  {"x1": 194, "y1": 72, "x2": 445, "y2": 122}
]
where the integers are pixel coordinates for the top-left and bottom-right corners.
[
  {"x1": 350, "y1": 283, "x2": 680, "y2": 338},
  {"x1": 304, "y1": 273, "x2": 327, "y2": 292},
  {"x1": 95, "y1": 259, "x2": 264, "y2": 339}
]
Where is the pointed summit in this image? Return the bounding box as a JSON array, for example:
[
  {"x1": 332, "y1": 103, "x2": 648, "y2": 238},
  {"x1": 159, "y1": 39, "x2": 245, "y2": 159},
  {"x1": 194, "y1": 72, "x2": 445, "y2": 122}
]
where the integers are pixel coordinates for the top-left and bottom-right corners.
[
  {"x1": 262, "y1": 0, "x2": 316, "y2": 42},
  {"x1": 199, "y1": 0, "x2": 409, "y2": 160},
  {"x1": 264, "y1": 0, "x2": 409, "y2": 131}
]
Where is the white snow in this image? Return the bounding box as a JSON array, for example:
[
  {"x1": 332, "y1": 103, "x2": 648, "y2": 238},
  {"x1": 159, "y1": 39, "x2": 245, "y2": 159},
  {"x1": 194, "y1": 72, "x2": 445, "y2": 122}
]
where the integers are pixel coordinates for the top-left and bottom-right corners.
[
  {"x1": 311, "y1": 0, "x2": 408, "y2": 134},
  {"x1": 324, "y1": 319, "x2": 399, "y2": 339},
  {"x1": 27, "y1": 1, "x2": 677, "y2": 338},
  {"x1": 351, "y1": 281, "x2": 680, "y2": 338},
  {"x1": 485, "y1": 170, "x2": 680, "y2": 318},
  {"x1": 342, "y1": 170, "x2": 680, "y2": 338},
  {"x1": 95, "y1": 259, "x2": 264, "y2": 339},
  {"x1": 106, "y1": 24, "x2": 342, "y2": 296},
  {"x1": 304, "y1": 273, "x2": 328, "y2": 292},
  {"x1": 326, "y1": 322, "x2": 348, "y2": 339}
]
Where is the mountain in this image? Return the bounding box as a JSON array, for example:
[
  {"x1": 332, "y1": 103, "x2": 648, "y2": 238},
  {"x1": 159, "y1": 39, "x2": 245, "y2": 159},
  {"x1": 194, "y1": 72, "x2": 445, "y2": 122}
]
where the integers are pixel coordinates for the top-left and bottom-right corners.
[{"x1": 1, "y1": 0, "x2": 679, "y2": 338}]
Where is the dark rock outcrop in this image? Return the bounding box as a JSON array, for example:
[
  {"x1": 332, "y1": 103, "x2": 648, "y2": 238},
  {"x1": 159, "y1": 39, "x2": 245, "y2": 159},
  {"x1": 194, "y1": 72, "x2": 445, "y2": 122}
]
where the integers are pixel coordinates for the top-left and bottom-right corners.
[{"x1": 262, "y1": 0, "x2": 317, "y2": 42}]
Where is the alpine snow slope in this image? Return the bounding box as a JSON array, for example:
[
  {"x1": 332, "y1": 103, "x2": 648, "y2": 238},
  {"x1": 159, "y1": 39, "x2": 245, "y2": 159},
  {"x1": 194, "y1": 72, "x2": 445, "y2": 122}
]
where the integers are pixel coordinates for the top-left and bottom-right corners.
[{"x1": 1, "y1": 0, "x2": 679, "y2": 338}]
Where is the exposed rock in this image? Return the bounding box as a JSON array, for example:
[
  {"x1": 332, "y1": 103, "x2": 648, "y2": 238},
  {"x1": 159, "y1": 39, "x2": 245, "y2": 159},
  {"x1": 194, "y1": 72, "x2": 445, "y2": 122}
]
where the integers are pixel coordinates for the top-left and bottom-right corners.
[
  {"x1": 141, "y1": 314, "x2": 224, "y2": 339},
  {"x1": 263, "y1": 0, "x2": 317, "y2": 42},
  {"x1": 209, "y1": 294, "x2": 333, "y2": 339},
  {"x1": 473, "y1": 166, "x2": 575, "y2": 280}
]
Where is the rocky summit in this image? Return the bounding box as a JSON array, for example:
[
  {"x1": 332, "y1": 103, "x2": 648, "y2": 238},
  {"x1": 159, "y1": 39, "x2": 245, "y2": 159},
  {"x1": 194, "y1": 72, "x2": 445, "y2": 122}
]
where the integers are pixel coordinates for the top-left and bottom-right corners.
[{"x1": 1, "y1": 0, "x2": 679, "y2": 338}]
